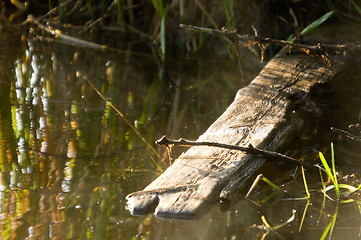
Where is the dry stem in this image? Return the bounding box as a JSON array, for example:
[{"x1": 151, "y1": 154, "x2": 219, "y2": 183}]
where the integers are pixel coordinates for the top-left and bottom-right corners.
[
  {"x1": 179, "y1": 24, "x2": 361, "y2": 68},
  {"x1": 156, "y1": 135, "x2": 316, "y2": 169}
]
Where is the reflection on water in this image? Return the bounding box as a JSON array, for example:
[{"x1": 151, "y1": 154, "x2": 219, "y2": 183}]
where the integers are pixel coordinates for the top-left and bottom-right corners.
[
  {"x1": 0, "y1": 29, "x2": 256, "y2": 239},
  {"x1": 1, "y1": 29, "x2": 361, "y2": 239}
]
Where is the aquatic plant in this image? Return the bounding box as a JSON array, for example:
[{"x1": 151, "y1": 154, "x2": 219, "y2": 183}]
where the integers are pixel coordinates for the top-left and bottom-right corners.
[{"x1": 247, "y1": 142, "x2": 361, "y2": 239}]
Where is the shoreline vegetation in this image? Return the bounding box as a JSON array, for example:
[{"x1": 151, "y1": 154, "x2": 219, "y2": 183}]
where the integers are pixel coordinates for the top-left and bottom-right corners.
[{"x1": 3, "y1": 0, "x2": 359, "y2": 55}]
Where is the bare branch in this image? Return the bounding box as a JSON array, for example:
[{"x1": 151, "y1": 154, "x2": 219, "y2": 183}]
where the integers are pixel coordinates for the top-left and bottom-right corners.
[
  {"x1": 179, "y1": 24, "x2": 361, "y2": 68},
  {"x1": 179, "y1": 24, "x2": 353, "y2": 52},
  {"x1": 156, "y1": 135, "x2": 316, "y2": 169},
  {"x1": 331, "y1": 127, "x2": 361, "y2": 143}
]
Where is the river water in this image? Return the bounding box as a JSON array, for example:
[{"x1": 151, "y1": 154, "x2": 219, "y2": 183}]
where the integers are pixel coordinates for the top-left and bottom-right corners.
[{"x1": 1, "y1": 28, "x2": 361, "y2": 239}]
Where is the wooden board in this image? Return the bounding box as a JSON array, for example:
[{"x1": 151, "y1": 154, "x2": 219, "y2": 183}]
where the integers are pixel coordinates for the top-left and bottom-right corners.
[{"x1": 126, "y1": 51, "x2": 348, "y2": 220}]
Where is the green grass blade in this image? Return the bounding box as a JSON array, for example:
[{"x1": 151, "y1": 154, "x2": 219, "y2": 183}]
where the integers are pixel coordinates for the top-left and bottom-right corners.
[
  {"x1": 261, "y1": 191, "x2": 280, "y2": 204},
  {"x1": 330, "y1": 143, "x2": 340, "y2": 198},
  {"x1": 320, "y1": 220, "x2": 332, "y2": 240},
  {"x1": 273, "y1": 209, "x2": 296, "y2": 230},
  {"x1": 261, "y1": 175, "x2": 282, "y2": 191},
  {"x1": 338, "y1": 183, "x2": 357, "y2": 192},
  {"x1": 322, "y1": 185, "x2": 354, "y2": 202},
  {"x1": 301, "y1": 166, "x2": 310, "y2": 198},
  {"x1": 330, "y1": 143, "x2": 339, "y2": 194},
  {"x1": 354, "y1": 183, "x2": 361, "y2": 192},
  {"x1": 151, "y1": 156, "x2": 163, "y2": 172},
  {"x1": 319, "y1": 168, "x2": 326, "y2": 190},
  {"x1": 160, "y1": 16, "x2": 166, "y2": 61},
  {"x1": 301, "y1": 11, "x2": 334, "y2": 36},
  {"x1": 351, "y1": 0, "x2": 361, "y2": 15},
  {"x1": 298, "y1": 200, "x2": 310, "y2": 232},
  {"x1": 320, "y1": 203, "x2": 339, "y2": 240},
  {"x1": 319, "y1": 146, "x2": 339, "y2": 198},
  {"x1": 319, "y1": 152, "x2": 336, "y2": 185},
  {"x1": 327, "y1": 207, "x2": 338, "y2": 240}
]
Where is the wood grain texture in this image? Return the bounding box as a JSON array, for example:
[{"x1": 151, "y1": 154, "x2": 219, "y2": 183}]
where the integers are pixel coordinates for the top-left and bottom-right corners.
[{"x1": 126, "y1": 51, "x2": 348, "y2": 220}]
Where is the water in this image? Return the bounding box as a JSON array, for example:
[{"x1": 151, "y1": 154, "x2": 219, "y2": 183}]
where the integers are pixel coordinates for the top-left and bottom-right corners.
[{"x1": 1, "y1": 29, "x2": 361, "y2": 240}]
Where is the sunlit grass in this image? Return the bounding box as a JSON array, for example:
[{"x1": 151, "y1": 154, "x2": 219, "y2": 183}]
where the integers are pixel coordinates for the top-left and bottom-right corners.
[
  {"x1": 319, "y1": 143, "x2": 340, "y2": 199},
  {"x1": 254, "y1": 209, "x2": 296, "y2": 239},
  {"x1": 247, "y1": 142, "x2": 361, "y2": 239},
  {"x1": 286, "y1": 11, "x2": 335, "y2": 42},
  {"x1": 318, "y1": 143, "x2": 361, "y2": 202},
  {"x1": 245, "y1": 174, "x2": 282, "y2": 199},
  {"x1": 300, "y1": 11, "x2": 335, "y2": 36},
  {"x1": 301, "y1": 166, "x2": 310, "y2": 198}
]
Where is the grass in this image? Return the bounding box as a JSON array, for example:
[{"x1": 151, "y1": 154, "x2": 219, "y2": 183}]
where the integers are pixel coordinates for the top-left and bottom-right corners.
[
  {"x1": 320, "y1": 202, "x2": 339, "y2": 240},
  {"x1": 326, "y1": 0, "x2": 361, "y2": 21},
  {"x1": 300, "y1": 11, "x2": 335, "y2": 36},
  {"x1": 4, "y1": 1, "x2": 361, "y2": 239},
  {"x1": 319, "y1": 143, "x2": 361, "y2": 202},
  {"x1": 319, "y1": 143, "x2": 340, "y2": 199},
  {"x1": 247, "y1": 142, "x2": 361, "y2": 239},
  {"x1": 286, "y1": 10, "x2": 335, "y2": 42},
  {"x1": 152, "y1": 0, "x2": 169, "y2": 65},
  {"x1": 223, "y1": 0, "x2": 235, "y2": 31},
  {"x1": 256, "y1": 209, "x2": 296, "y2": 239}
]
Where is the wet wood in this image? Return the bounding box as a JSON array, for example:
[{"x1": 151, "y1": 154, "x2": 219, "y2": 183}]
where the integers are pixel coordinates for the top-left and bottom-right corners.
[{"x1": 126, "y1": 51, "x2": 348, "y2": 220}]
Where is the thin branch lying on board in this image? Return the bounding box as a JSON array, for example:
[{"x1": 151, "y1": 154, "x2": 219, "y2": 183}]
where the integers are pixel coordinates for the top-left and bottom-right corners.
[
  {"x1": 155, "y1": 135, "x2": 316, "y2": 169},
  {"x1": 179, "y1": 24, "x2": 361, "y2": 67}
]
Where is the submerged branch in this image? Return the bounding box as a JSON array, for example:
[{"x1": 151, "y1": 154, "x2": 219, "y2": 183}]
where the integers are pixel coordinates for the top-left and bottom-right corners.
[
  {"x1": 156, "y1": 135, "x2": 316, "y2": 169},
  {"x1": 28, "y1": 15, "x2": 139, "y2": 55},
  {"x1": 331, "y1": 127, "x2": 361, "y2": 143},
  {"x1": 28, "y1": 15, "x2": 108, "y2": 50}
]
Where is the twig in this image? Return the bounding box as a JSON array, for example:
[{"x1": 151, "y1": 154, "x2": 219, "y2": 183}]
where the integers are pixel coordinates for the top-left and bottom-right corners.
[
  {"x1": 126, "y1": 184, "x2": 197, "y2": 198},
  {"x1": 155, "y1": 135, "x2": 316, "y2": 169},
  {"x1": 28, "y1": 15, "x2": 107, "y2": 50},
  {"x1": 179, "y1": 24, "x2": 353, "y2": 53},
  {"x1": 179, "y1": 24, "x2": 361, "y2": 68},
  {"x1": 331, "y1": 127, "x2": 361, "y2": 143},
  {"x1": 28, "y1": 15, "x2": 132, "y2": 55}
]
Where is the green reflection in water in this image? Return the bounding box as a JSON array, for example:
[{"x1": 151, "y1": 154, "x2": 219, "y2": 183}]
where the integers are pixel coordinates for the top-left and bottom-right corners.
[
  {"x1": 0, "y1": 27, "x2": 247, "y2": 239},
  {"x1": 2, "y1": 28, "x2": 361, "y2": 240}
]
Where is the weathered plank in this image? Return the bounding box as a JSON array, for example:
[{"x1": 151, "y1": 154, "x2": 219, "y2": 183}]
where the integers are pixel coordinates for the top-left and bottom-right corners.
[{"x1": 126, "y1": 51, "x2": 348, "y2": 220}]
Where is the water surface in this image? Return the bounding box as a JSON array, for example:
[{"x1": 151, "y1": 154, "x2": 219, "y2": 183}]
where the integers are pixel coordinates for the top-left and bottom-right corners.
[{"x1": 1, "y1": 29, "x2": 361, "y2": 239}]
